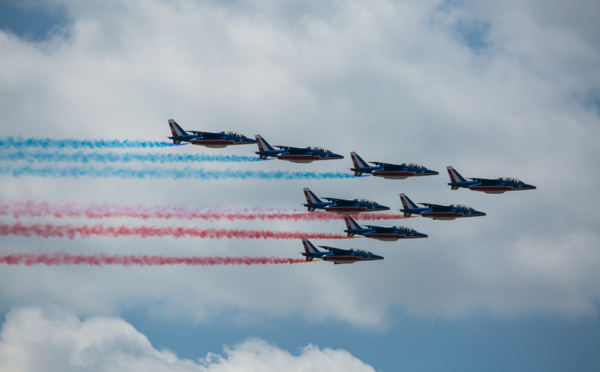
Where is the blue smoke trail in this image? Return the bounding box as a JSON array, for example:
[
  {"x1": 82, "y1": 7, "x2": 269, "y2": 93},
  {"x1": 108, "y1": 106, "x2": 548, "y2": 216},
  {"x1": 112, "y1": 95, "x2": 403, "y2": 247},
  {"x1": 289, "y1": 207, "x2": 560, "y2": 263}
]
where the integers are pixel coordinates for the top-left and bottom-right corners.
[
  {"x1": 0, "y1": 137, "x2": 174, "y2": 150},
  {"x1": 0, "y1": 150, "x2": 262, "y2": 163},
  {"x1": 0, "y1": 166, "x2": 355, "y2": 180}
]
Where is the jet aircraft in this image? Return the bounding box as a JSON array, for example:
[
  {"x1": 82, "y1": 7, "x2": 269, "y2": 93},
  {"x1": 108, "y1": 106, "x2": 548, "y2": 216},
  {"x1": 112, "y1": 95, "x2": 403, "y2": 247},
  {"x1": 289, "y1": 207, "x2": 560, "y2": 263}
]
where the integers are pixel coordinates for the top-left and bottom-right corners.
[
  {"x1": 350, "y1": 152, "x2": 438, "y2": 179},
  {"x1": 343, "y1": 216, "x2": 428, "y2": 241},
  {"x1": 303, "y1": 188, "x2": 390, "y2": 215},
  {"x1": 254, "y1": 135, "x2": 344, "y2": 163},
  {"x1": 399, "y1": 193, "x2": 486, "y2": 220},
  {"x1": 447, "y1": 166, "x2": 537, "y2": 194},
  {"x1": 301, "y1": 238, "x2": 383, "y2": 264},
  {"x1": 168, "y1": 119, "x2": 257, "y2": 147}
]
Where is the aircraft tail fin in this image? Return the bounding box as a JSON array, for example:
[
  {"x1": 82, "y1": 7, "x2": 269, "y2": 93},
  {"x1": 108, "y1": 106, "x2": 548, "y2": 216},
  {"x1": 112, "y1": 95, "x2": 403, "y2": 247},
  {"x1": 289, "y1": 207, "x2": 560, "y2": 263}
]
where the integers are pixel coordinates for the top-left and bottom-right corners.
[
  {"x1": 255, "y1": 135, "x2": 276, "y2": 152},
  {"x1": 168, "y1": 119, "x2": 188, "y2": 137},
  {"x1": 399, "y1": 193, "x2": 418, "y2": 217},
  {"x1": 302, "y1": 238, "x2": 319, "y2": 261},
  {"x1": 447, "y1": 166, "x2": 467, "y2": 187},
  {"x1": 350, "y1": 151, "x2": 369, "y2": 176},
  {"x1": 168, "y1": 119, "x2": 188, "y2": 144},
  {"x1": 303, "y1": 188, "x2": 323, "y2": 211},
  {"x1": 344, "y1": 216, "x2": 361, "y2": 234},
  {"x1": 343, "y1": 216, "x2": 361, "y2": 237}
]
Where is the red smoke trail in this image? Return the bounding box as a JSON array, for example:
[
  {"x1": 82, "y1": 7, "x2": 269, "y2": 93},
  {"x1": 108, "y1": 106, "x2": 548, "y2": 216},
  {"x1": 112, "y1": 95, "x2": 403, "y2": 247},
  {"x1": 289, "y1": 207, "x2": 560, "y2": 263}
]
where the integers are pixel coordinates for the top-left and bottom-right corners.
[
  {"x1": 0, "y1": 222, "x2": 349, "y2": 240},
  {"x1": 0, "y1": 252, "x2": 307, "y2": 266},
  {"x1": 0, "y1": 201, "x2": 408, "y2": 221}
]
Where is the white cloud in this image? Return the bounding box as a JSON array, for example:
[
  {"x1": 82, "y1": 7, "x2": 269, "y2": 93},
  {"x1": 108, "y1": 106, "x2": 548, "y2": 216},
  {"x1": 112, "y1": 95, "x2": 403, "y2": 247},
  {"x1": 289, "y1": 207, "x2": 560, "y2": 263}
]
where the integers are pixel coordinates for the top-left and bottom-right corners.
[
  {"x1": 0, "y1": 307, "x2": 375, "y2": 372},
  {"x1": 199, "y1": 339, "x2": 376, "y2": 372}
]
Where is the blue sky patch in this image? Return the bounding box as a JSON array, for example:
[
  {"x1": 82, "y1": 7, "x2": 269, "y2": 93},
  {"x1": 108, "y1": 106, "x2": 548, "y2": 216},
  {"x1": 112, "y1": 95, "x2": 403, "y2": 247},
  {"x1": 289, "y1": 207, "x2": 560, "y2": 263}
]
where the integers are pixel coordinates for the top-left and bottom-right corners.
[
  {"x1": 453, "y1": 19, "x2": 492, "y2": 54},
  {"x1": 0, "y1": 1, "x2": 69, "y2": 41},
  {"x1": 585, "y1": 91, "x2": 600, "y2": 116},
  {"x1": 123, "y1": 307, "x2": 600, "y2": 372}
]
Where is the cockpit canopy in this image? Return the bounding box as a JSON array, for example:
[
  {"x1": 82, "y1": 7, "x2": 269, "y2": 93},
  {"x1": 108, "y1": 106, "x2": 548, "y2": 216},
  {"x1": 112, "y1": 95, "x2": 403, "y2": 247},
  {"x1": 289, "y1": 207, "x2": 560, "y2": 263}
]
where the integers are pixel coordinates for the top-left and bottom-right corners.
[
  {"x1": 354, "y1": 198, "x2": 378, "y2": 205},
  {"x1": 350, "y1": 249, "x2": 373, "y2": 254},
  {"x1": 307, "y1": 146, "x2": 332, "y2": 153},
  {"x1": 450, "y1": 204, "x2": 473, "y2": 210},
  {"x1": 500, "y1": 177, "x2": 524, "y2": 183},
  {"x1": 220, "y1": 131, "x2": 247, "y2": 138},
  {"x1": 402, "y1": 163, "x2": 426, "y2": 169}
]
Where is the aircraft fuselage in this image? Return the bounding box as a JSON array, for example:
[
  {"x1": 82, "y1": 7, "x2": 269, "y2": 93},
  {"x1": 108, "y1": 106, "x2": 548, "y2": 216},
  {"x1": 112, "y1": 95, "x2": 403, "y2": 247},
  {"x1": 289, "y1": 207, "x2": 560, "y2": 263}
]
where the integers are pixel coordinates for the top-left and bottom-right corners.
[
  {"x1": 322, "y1": 255, "x2": 383, "y2": 264},
  {"x1": 190, "y1": 139, "x2": 255, "y2": 148},
  {"x1": 363, "y1": 233, "x2": 427, "y2": 241},
  {"x1": 421, "y1": 211, "x2": 485, "y2": 220},
  {"x1": 372, "y1": 170, "x2": 438, "y2": 179},
  {"x1": 325, "y1": 206, "x2": 389, "y2": 215}
]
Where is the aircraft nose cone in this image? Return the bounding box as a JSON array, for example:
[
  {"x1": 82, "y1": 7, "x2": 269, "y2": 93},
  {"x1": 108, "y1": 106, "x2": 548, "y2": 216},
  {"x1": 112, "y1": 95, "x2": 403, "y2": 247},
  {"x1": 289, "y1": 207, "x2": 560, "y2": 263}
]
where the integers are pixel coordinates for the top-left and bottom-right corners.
[{"x1": 418, "y1": 233, "x2": 428, "y2": 238}]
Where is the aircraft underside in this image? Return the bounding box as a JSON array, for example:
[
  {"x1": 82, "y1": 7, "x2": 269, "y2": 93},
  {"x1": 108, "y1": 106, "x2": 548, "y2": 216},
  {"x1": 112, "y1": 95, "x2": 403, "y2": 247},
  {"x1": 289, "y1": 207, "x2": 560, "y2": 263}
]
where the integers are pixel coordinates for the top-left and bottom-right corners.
[
  {"x1": 325, "y1": 207, "x2": 366, "y2": 215},
  {"x1": 470, "y1": 186, "x2": 509, "y2": 194},
  {"x1": 375, "y1": 174, "x2": 409, "y2": 180},
  {"x1": 324, "y1": 257, "x2": 359, "y2": 264},
  {"x1": 373, "y1": 171, "x2": 436, "y2": 179},
  {"x1": 373, "y1": 172, "x2": 413, "y2": 179},
  {"x1": 277, "y1": 155, "x2": 329, "y2": 163},
  {"x1": 191, "y1": 140, "x2": 233, "y2": 148},
  {"x1": 423, "y1": 213, "x2": 461, "y2": 220},
  {"x1": 364, "y1": 234, "x2": 403, "y2": 241}
]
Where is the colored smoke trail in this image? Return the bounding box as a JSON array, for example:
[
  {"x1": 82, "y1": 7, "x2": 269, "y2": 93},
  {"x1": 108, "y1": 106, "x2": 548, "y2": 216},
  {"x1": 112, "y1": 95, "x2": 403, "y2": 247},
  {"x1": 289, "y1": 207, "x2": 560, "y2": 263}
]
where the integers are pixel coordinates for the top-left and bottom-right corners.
[
  {"x1": 0, "y1": 252, "x2": 307, "y2": 266},
  {"x1": 0, "y1": 137, "x2": 173, "y2": 149},
  {"x1": 0, "y1": 165, "x2": 355, "y2": 180},
  {"x1": 0, "y1": 201, "x2": 407, "y2": 221},
  {"x1": 0, "y1": 222, "x2": 349, "y2": 240},
  {"x1": 0, "y1": 150, "x2": 261, "y2": 163}
]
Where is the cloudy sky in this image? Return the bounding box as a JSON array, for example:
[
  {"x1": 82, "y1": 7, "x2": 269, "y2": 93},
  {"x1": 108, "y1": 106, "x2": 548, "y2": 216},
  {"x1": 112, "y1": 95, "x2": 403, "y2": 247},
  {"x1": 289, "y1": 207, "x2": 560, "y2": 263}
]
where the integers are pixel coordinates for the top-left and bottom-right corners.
[{"x1": 1, "y1": 0, "x2": 599, "y2": 370}]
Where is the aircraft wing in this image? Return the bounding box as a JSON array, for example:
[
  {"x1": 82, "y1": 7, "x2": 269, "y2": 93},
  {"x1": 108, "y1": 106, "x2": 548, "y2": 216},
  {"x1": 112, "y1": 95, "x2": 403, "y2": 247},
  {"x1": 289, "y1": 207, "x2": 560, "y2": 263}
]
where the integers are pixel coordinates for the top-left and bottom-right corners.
[
  {"x1": 319, "y1": 246, "x2": 351, "y2": 255},
  {"x1": 275, "y1": 146, "x2": 311, "y2": 154},
  {"x1": 189, "y1": 131, "x2": 226, "y2": 139},
  {"x1": 420, "y1": 203, "x2": 453, "y2": 211},
  {"x1": 371, "y1": 161, "x2": 405, "y2": 170},
  {"x1": 364, "y1": 225, "x2": 397, "y2": 232},
  {"x1": 322, "y1": 197, "x2": 356, "y2": 205},
  {"x1": 470, "y1": 177, "x2": 502, "y2": 185}
]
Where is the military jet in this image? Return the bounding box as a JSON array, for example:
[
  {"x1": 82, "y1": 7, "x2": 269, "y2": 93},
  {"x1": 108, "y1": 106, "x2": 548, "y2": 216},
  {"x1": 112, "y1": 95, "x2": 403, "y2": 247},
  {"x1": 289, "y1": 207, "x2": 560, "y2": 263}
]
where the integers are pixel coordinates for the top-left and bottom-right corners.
[
  {"x1": 303, "y1": 188, "x2": 390, "y2": 215},
  {"x1": 447, "y1": 166, "x2": 537, "y2": 194},
  {"x1": 349, "y1": 152, "x2": 438, "y2": 179},
  {"x1": 343, "y1": 216, "x2": 428, "y2": 241},
  {"x1": 254, "y1": 135, "x2": 344, "y2": 163},
  {"x1": 301, "y1": 238, "x2": 383, "y2": 264},
  {"x1": 167, "y1": 119, "x2": 257, "y2": 147},
  {"x1": 399, "y1": 193, "x2": 486, "y2": 220}
]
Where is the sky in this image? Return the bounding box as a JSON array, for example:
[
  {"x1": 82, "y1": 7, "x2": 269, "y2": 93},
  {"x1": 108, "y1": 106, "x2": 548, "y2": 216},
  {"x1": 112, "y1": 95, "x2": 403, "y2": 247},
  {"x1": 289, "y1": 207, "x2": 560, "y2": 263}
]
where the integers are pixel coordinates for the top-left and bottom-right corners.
[{"x1": 0, "y1": 0, "x2": 599, "y2": 371}]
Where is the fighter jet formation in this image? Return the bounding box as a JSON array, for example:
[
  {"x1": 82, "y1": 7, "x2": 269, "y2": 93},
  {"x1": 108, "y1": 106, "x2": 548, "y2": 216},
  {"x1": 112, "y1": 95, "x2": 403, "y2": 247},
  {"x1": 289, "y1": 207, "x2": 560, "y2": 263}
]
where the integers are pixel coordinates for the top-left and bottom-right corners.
[{"x1": 166, "y1": 119, "x2": 537, "y2": 264}]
